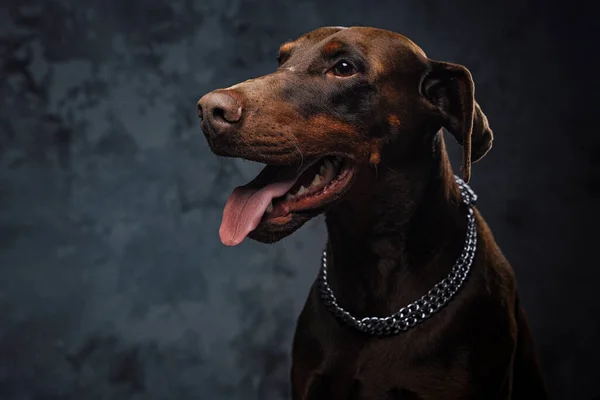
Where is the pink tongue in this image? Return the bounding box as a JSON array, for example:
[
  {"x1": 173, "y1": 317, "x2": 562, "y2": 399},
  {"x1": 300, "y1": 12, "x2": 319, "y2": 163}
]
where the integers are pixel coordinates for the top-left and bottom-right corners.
[{"x1": 219, "y1": 162, "x2": 313, "y2": 246}]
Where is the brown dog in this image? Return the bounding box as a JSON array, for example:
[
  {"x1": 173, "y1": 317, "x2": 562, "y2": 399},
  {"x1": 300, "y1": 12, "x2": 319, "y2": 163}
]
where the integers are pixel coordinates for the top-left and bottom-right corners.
[{"x1": 198, "y1": 26, "x2": 547, "y2": 400}]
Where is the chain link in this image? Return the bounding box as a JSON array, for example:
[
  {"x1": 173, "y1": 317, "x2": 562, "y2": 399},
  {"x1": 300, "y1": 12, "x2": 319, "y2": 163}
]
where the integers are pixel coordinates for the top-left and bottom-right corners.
[{"x1": 318, "y1": 175, "x2": 478, "y2": 336}]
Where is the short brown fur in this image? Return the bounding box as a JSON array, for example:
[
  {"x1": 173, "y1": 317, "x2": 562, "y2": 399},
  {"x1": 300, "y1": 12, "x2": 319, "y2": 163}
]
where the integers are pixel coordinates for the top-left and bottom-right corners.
[{"x1": 198, "y1": 26, "x2": 547, "y2": 399}]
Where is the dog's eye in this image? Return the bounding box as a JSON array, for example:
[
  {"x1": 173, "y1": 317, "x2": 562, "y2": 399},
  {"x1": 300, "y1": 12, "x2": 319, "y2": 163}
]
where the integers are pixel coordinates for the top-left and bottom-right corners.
[{"x1": 331, "y1": 60, "x2": 357, "y2": 77}]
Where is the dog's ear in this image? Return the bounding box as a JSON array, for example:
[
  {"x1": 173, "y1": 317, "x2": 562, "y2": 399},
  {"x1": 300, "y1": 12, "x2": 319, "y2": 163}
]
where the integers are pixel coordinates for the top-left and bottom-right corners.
[{"x1": 421, "y1": 60, "x2": 493, "y2": 182}]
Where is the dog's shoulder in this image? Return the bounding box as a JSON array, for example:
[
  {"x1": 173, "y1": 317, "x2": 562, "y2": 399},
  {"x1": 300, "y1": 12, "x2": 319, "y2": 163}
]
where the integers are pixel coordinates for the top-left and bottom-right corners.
[{"x1": 472, "y1": 210, "x2": 517, "y2": 299}]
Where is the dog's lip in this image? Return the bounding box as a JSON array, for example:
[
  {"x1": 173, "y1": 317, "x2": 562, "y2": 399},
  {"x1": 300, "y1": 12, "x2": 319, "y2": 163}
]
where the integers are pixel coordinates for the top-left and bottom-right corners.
[
  {"x1": 222, "y1": 148, "x2": 356, "y2": 169},
  {"x1": 260, "y1": 156, "x2": 356, "y2": 224},
  {"x1": 206, "y1": 137, "x2": 349, "y2": 168}
]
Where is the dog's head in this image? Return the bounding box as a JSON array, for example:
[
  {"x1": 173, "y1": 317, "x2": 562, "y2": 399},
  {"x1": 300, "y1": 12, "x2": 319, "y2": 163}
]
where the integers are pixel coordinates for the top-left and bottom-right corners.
[{"x1": 197, "y1": 26, "x2": 493, "y2": 246}]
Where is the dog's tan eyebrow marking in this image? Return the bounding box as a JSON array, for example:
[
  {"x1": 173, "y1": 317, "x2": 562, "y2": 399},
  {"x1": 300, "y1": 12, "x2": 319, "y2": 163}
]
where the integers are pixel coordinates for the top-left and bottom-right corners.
[
  {"x1": 388, "y1": 114, "x2": 401, "y2": 127},
  {"x1": 321, "y1": 40, "x2": 345, "y2": 57},
  {"x1": 278, "y1": 41, "x2": 296, "y2": 62}
]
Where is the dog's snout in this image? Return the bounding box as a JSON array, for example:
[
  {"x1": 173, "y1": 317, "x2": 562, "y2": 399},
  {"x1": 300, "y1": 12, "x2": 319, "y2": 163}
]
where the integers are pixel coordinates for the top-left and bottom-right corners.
[{"x1": 197, "y1": 91, "x2": 243, "y2": 136}]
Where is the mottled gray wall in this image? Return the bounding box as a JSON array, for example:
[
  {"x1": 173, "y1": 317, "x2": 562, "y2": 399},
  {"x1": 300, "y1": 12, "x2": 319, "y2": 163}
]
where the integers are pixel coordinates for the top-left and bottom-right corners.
[{"x1": 0, "y1": 0, "x2": 598, "y2": 399}]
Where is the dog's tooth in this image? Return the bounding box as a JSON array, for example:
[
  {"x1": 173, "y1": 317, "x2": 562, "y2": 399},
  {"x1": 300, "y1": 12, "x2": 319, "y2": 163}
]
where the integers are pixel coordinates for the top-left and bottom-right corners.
[
  {"x1": 319, "y1": 164, "x2": 327, "y2": 174},
  {"x1": 266, "y1": 201, "x2": 273, "y2": 213},
  {"x1": 297, "y1": 185, "x2": 307, "y2": 196},
  {"x1": 285, "y1": 193, "x2": 294, "y2": 201},
  {"x1": 324, "y1": 159, "x2": 334, "y2": 172},
  {"x1": 311, "y1": 174, "x2": 322, "y2": 187}
]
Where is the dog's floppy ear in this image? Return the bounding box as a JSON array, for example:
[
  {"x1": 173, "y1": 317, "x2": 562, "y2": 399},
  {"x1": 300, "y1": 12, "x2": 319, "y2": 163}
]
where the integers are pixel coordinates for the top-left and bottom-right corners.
[{"x1": 421, "y1": 60, "x2": 493, "y2": 182}]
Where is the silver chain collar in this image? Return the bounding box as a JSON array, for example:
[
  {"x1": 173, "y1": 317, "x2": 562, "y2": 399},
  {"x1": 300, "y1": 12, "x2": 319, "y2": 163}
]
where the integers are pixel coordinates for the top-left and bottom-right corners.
[{"x1": 318, "y1": 175, "x2": 478, "y2": 337}]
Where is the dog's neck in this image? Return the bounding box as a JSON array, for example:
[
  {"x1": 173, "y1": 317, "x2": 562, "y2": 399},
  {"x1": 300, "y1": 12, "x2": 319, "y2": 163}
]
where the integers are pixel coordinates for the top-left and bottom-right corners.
[{"x1": 323, "y1": 132, "x2": 468, "y2": 317}]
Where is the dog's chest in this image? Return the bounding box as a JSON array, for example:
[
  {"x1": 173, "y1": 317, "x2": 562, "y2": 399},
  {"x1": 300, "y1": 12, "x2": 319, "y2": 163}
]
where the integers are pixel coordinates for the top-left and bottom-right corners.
[{"x1": 303, "y1": 338, "x2": 472, "y2": 400}]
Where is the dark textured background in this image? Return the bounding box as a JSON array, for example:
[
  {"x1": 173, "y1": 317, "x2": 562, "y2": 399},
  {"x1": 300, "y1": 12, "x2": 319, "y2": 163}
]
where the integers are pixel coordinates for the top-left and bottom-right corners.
[{"x1": 0, "y1": 0, "x2": 598, "y2": 399}]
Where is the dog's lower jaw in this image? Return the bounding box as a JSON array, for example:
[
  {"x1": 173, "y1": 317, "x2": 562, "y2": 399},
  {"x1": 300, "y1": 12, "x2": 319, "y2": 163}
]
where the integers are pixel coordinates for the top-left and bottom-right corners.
[{"x1": 247, "y1": 213, "x2": 313, "y2": 243}]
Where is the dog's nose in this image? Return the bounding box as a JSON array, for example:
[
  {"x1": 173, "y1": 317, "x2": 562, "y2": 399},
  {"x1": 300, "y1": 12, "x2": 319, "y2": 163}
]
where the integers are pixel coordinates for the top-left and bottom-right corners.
[{"x1": 197, "y1": 91, "x2": 243, "y2": 136}]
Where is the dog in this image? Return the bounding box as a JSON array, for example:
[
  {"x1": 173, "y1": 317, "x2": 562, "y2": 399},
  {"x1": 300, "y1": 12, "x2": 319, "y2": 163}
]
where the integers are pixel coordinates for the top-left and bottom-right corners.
[{"x1": 197, "y1": 26, "x2": 547, "y2": 400}]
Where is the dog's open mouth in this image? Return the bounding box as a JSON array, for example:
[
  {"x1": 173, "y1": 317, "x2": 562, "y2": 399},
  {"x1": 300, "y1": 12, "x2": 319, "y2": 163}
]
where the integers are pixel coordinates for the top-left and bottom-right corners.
[{"x1": 219, "y1": 156, "x2": 355, "y2": 246}]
